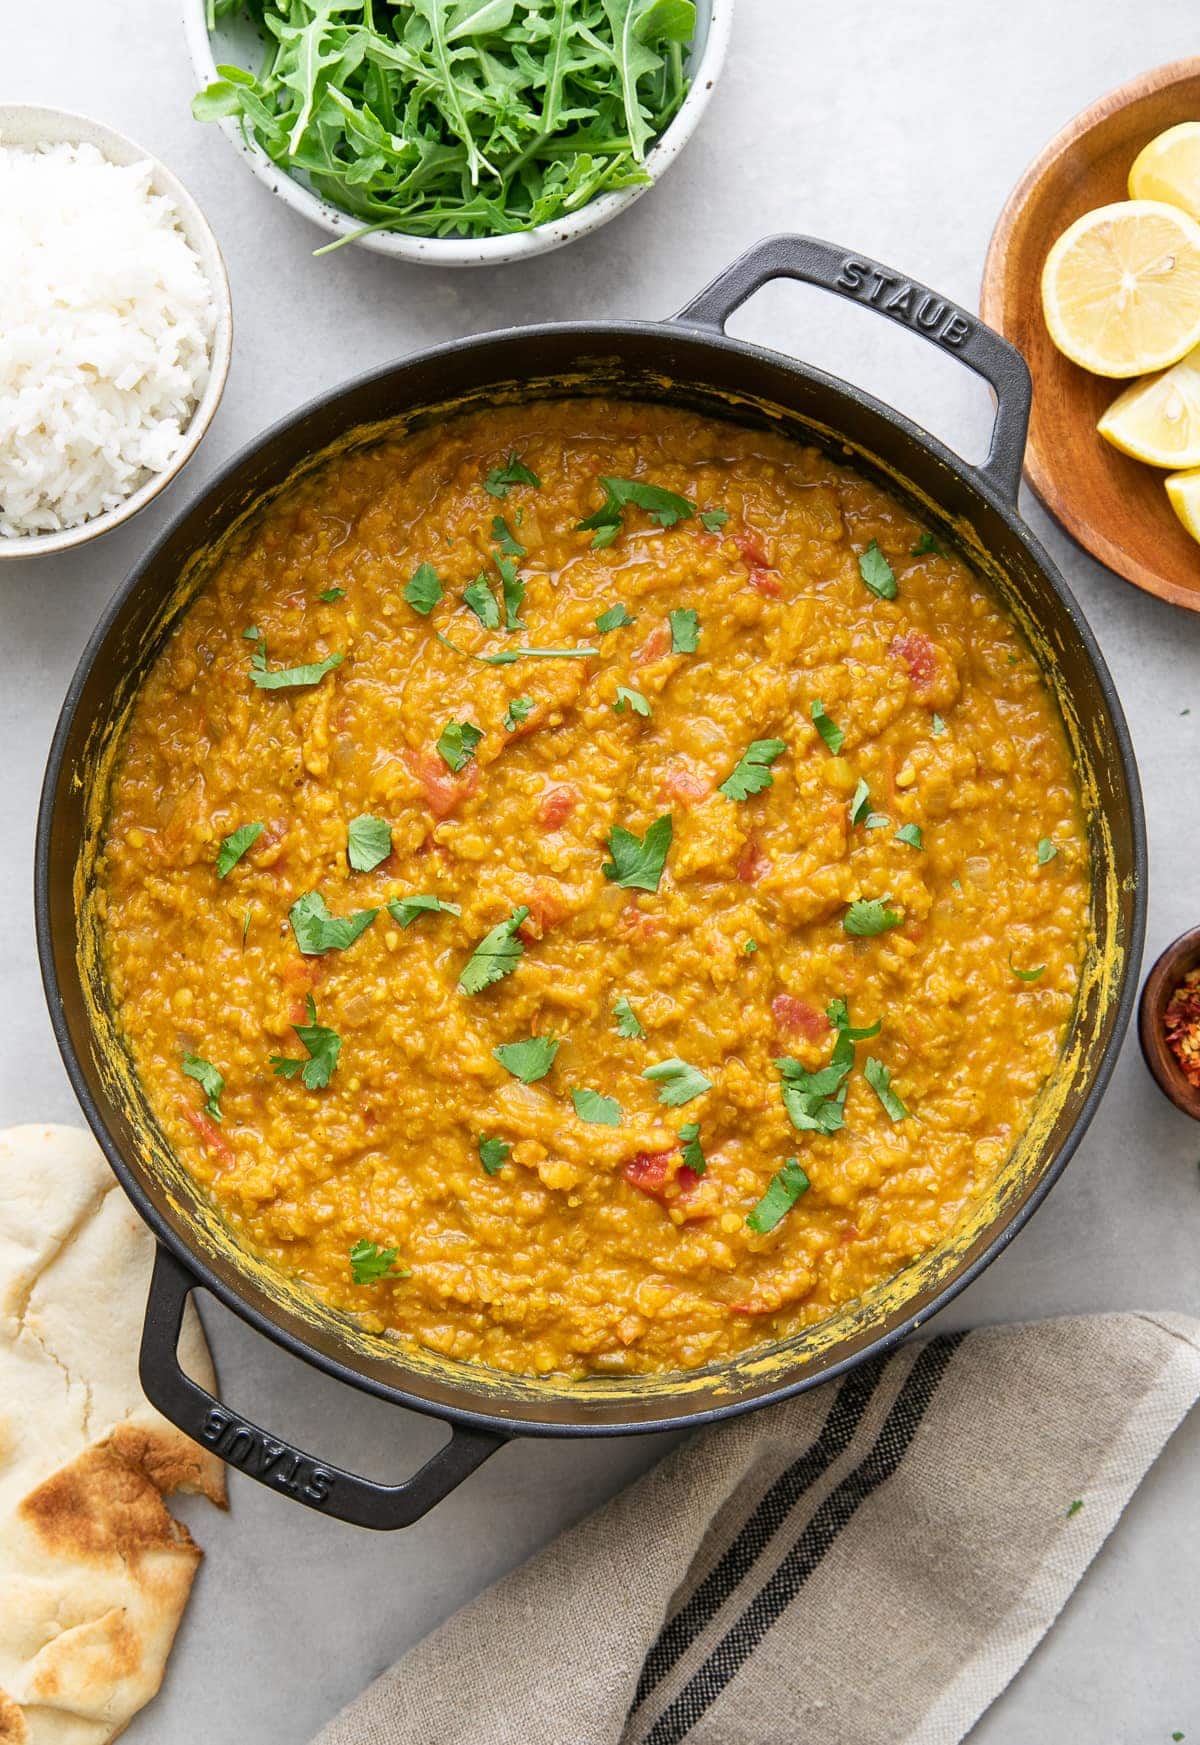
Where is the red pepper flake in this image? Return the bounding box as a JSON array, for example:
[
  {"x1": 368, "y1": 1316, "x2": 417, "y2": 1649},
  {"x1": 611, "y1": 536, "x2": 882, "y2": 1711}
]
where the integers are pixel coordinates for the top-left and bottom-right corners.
[{"x1": 1164, "y1": 966, "x2": 1200, "y2": 1088}]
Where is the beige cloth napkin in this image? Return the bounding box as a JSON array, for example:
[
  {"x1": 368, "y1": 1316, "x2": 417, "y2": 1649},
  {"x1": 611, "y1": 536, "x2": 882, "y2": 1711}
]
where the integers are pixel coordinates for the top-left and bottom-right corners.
[{"x1": 314, "y1": 1313, "x2": 1200, "y2": 1745}]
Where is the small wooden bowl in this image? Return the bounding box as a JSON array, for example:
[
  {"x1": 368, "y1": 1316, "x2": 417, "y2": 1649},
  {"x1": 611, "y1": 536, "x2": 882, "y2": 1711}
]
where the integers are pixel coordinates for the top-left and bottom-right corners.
[
  {"x1": 982, "y1": 57, "x2": 1200, "y2": 613},
  {"x1": 1139, "y1": 925, "x2": 1200, "y2": 1118}
]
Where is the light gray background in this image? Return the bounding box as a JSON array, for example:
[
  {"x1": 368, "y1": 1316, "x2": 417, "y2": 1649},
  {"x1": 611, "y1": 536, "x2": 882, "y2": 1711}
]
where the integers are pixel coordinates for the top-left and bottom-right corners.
[{"x1": 5, "y1": 2, "x2": 1200, "y2": 1739}]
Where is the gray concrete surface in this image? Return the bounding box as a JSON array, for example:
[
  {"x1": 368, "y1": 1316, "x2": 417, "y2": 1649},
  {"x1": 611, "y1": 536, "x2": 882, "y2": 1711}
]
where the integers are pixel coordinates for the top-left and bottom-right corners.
[{"x1": 4, "y1": 2, "x2": 1200, "y2": 1739}]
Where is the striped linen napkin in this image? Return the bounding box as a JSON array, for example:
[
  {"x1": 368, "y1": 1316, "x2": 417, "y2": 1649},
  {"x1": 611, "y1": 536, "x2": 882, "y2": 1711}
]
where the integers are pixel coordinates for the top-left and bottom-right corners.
[{"x1": 313, "y1": 1313, "x2": 1200, "y2": 1745}]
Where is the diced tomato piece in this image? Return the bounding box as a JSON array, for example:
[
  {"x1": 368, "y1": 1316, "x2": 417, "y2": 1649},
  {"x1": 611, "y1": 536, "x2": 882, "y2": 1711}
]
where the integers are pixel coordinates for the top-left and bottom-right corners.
[
  {"x1": 750, "y1": 569, "x2": 781, "y2": 598},
  {"x1": 676, "y1": 1166, "x2": 701, "y2": 1198},
  {"x1": 771, "y1": 993, "x2": 827, "y2": 1041},
  {"x1": 625, "y1": 1149, "x2": 674, "y2": 1195},
  {"x1": 181, "y1": 1103, "x2": 235, "y2": 1167},
  {"x1": 736, "y1": 836, "x2": 770, "y2": 884},
  {"x1": 840, "y1": 1224, "x2": 860, "y2": 1244},
  {"x1": 618, "y1": 898, "x2": 659, "y2": 941},
  {"x1": 729, "y1": 1299, "x2": 773, "y2": 1316},
  {"x1": 517, "y1": 878, "x2": 568, "y2": 940},
  {"x1": 537, "y1": 784, "x2": 578, "y2": 830},
  {"x1": 662, "y1": 764, "x2": 711, "y2": 805},
  {"x1": 406, "y1": 748, "x2": 478, "y2": 819},
  {"x1": 735, "y1": 530, "x2": 770, "y2": 568},
  {"x1": 286, "y1": 589, "x2": 306, "y2": 609},
  {"x1": 635, "y1": 624, "x2": 672, "y2": 665},
  {"x1": 891, "y1": 631, "x2": 938, "y2": 694}
]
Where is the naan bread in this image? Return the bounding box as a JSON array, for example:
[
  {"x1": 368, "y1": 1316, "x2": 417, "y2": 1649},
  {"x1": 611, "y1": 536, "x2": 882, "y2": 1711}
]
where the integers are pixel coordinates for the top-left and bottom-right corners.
[{"x1": 0, "y1": 1125, "x2": 225, "y2": 1743}]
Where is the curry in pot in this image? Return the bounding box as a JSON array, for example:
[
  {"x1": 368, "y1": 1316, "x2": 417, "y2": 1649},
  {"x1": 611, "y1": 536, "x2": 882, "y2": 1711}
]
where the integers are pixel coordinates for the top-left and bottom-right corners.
[{"x1": 96, "y1": 400, "x2": 1090, "y2": 1378}]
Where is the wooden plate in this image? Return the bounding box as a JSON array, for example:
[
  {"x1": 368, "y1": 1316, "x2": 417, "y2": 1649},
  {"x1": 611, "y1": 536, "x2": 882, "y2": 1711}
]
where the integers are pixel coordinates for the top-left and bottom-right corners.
[{"x1": 982, "y1": 58, "x2": 1200, "y2": 612}]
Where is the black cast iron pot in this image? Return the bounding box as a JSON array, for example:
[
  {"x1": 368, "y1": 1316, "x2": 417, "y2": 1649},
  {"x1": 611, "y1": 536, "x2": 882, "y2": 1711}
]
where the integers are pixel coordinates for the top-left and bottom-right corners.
[{"x1": 36, "y1": 236, "x2": 1147, "y2": 1529}]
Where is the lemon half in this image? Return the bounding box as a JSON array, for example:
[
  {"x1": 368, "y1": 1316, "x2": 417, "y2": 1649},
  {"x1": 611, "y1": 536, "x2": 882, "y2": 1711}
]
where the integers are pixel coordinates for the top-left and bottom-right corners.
[
  {"x1": 1098, "y1": 343, "x2": 1200, "y2": 466},
  {"x1": 1165, "y1": 467, "x2": 1200, "y2": 543},
  {"x1": 1041, "y1": 199, "x2": 1200, "y2": 377},
  {"x1": 1129, "y1": 122, "x2": 1200, "y2": 221}
]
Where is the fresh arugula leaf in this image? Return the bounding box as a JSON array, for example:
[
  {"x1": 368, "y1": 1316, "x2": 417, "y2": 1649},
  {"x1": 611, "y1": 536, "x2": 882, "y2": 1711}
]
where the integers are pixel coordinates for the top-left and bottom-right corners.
[
  {"x1": 596, "y1": 603, "x2": 637, "y2": 632},
  {"x1": 613, "y1": 686, "x2": 651, "y2": 717},
  {"x1": 699, "y1": 507, "x2": 729, "y2": 532},
  {"x1": 347, "y1": 813, "x2": 392, "y2": 872},
  {"x1": 746, "y1": 1158, "x2": 810, "y2": 1233},
  {"x1": 810, "y1": 700, "x2": 844, "y2": 754},
  {"x1": 719, "y1": 739, "x2": 786, "y2": 801},
  {"x1": 577, "y1": 476, "x2": 696, "y2": 547},
  {"x1": 250, "y1": 650, "x2": 343, "y2": 690},
  {"x1": 464, "y1": 574, "x2": 501, "y2": 628},
  {"x1": 571, "y1": 1086, "x2": 622, "y2": 1125},
  {"x1": 479, "y1": 1134, "x2": 511, "y2": 1175},
  {"x1": 485, "y1": 454, "x2": 541, "y2": 498},
  {"x1": 289, "y1": 891, "x2": 378, "y2": 955},
  {"x1": 911, "y1": 531, "x2": 944, "y2": 556},
  {"x1": 858, "y1": 539, "x2": 898, "y2": 600},
  {"x1": 1037, "y1": 837, "x2": 1058, "y2": 865},
  {"x1": 1009, "y1": 953, "x2": 1046, "y2": 983},
  {"x1": 864, "y1": 1056, "x2": 909, "y2": 1121},
  {"x1": 459, "y1": 906, "x2": 529, "y2": 994},
  {"x1": 895, "y1": 823, "x2": 923, "y2": 850},
  {"x1": 504, "y1": 695, "x2": 534, "y2": 732},
  {"x1": 931, "y1": 712, "x2": 947, "y2": 735},
  {"x1": 635, "y1": 0, "x2": 698, "y2": 45},
  {"x1": 349, "y1": 1240, "x2": 410, "y2": 1285},
  {"x1": 642, "y1": 1057, "x2": 712, "y2": 1107},
  {"x1": 182, "y1": 1054, "x2": 224, "y2": 1122},
  {"x1": 668, "y1": 607, "x2": 699, "y2": 653},
  {"x1": 388, "y1": 893, "x2": 462, "y2": 928},
  {"x1": 848, "y1": 778, "x2": 871, "y2": 825},
  {"x1": 678, "y1": 1121, "x2": 705, "y2": 1172},
  {"x1": 216, "y1": 821, "x2": 264, "y2": 878},
  {"x1": 491, "y1": 514, "x2": 525, "y2": 557},
  {"x1": 843, "y1": 898, "x2": 901, "y2": 937},
  {"x1": 493, "y1": 1034, "x2": 559, "y2": 1083},
  {"x1": 602, "y1": 813, "x2": 672, "y2": 892},
  {"x1": 318, "y1": 586, "x2": 346, "y2": 602},
  {"x1": 497, "y1": 553, "x2": 525, "y2": 630},
  {"x1": 404, "y1": 563, "x2": 443, "y2": 615},
  {"x1": 612, "y1": 995, "x2": 645, "y2": 1039},
  {"x1": 270, "y1": 995, "x2": 342, "y2": 1090},
  {"x1": 437, "y1": 719, "x2": 484, "y2": 772}
]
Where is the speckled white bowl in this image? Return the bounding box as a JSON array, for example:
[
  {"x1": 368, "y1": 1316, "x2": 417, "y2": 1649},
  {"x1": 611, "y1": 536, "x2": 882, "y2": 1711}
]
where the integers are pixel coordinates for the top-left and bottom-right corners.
[
  {"x1": 0, "y1": 104, "x2": 233, "y2": 561},
  {"x1": 182, "y1": 0, "x2": 733, "y2": 265}
]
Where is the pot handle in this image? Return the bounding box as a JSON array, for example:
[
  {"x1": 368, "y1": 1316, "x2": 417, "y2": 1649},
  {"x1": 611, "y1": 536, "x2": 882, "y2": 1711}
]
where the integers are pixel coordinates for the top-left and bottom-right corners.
[
  {"x1": 140, "y1": 1243, "x2": 505, "y2": 1531},
  {"x1": 672, "y1": 234, "x2": 1031, "y2": 505}
]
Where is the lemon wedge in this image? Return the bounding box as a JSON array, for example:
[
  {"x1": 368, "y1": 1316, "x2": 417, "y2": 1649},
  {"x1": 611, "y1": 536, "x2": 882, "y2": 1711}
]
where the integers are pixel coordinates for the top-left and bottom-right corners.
[
  {"x1": 1098, "y1": 343, "x2": 1200, "y2": 466},
  {"x1": 1129, "y1": 122, "x2": 1200, "y2": 220},
  {"x1": 1041, "y1": 200, "x2": 1200, "y2": 376},
  {"x1": 1165, "y1": 466, "x2": 1200, "y2": 542}
]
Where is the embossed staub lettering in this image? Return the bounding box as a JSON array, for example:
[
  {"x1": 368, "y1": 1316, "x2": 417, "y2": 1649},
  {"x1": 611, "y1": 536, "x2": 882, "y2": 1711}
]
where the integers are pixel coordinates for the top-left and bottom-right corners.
[
  {"x1": 835, "y1": 258, "x2": 972, "y2": 348},
  {"x1": 200, "y1": 1407, "x2": 335, "y2": 1506}
]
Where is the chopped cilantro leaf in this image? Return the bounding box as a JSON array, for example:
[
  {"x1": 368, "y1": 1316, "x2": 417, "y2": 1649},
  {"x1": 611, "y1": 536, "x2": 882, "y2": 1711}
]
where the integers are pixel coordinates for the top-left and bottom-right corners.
[
  {"x1": 270, "y1": 995, "x2": 341, "y2": 1090},
  {"x1": 848, "y1": 778, "x2": 871, "y2": 825},
  {"x1": 250, "y1": 651, "x2": 343, "y2": 691},
  {"x1": 678, "y1": 1121, "x2": 706, "y2": 1172},
  {"x1": 865, "y1": 813, "x2": 890, "y2": 829},
  {"x1": 484, "y1": 454, "x2": 541, "y2": 498},
  {"x1": 497, "y1": 554, "x2": 526, "y2": 630},
  {"x1": 464, "y1": 574, "x2": 501, "y2": 628},
  {"x1": 776, "y1": 1052, "x2": 850, "y2": 1136},
  {"x1": 388, "y1": 893, "x2": 461, "y2": 928},
  {"x1": 459, "y1": 906, "x2": 529, "y2": 995},
  {"x1": 349, "y1": 1240, "x2": 410, "y2": 1285},
  {"x1": 642, "y1": 1057, "x2": 712, "y2": 1107},
  {"x1": 242, "y1": 625, "x2": 261, "y2": 641},
  {"x1": 1009, "y1": 953, "x2": 1045, "y2": 983},
  {"x1": 318, "y1": 587, "x2": 345, "y2": 603},
  {"x1": 182, "y1": 1054, "x2": 224, "y2": 1122},
  {"x1": 347, "y1": 814, "x2": 392, "y2": 873},
  {"x1": 571, "y1": 1087, "x2": 621, "y2": 1126},
  {"x1": 931, "y1": 712, "x2": 947, "y2": 735},
  {"x1": 289, "y1": 891, "x2": 378, "y2": 956},
  {"x1": 744, "y1": 938, "x2": 758, "y2": 954},
  {"x1": 241, "y1": 905, "x2": 252, "y2": 947},
  {"x1": 864, "y1": 1055, "x2": 908, "y2": 1121},
  {"x1": 1066, "y1": 1498, "x2": 1084, "y2": 1518},
  {"x1": 494, "y1": 1034, "x2": 559, "y2": 1083},
  {"x1": 404, "y1": 563, "x2": 442, "y2": 615},
  {"x1": 437, "y1": 719, "x2": 483, "y2": 773},
  {"x1": 613, "y1": 995, "x2": 645, "y2": 1039},
  {"x1": 826, "y1": 997, "x2": 882, "y2": 1042},
  {"x1": 895, "y1": 823, "x2": 923, "y2": 850},
  {"x1": 1037, "y1": 837, "x2": 1058, "y2": 865},
  {"x1": 613, "y1": 686, "x2": 651, "y2": 718},
  {"x1": 436, "y1": 631, "x2": 596, "y2": 667},
  {"x1": 746, "y1": 1158, "x2": 810, "y2": 1233},
  {"x1": 596, "y1": 603, "x2": 637, "y2": 632},
  {"x1": 843, "y1": 898, "x2": 901, "y2": 937},
  {"x1": 858, "y1": 539, "x2": 898, "y2": 600},
  {"x1": 479, "y1": 1135, "x2": 511, "y2": 1176},
  {"x1": 720, "y1": 739, "x2": 787, "y2": 801},
  {"x1": 491, "y1": 515, "x2": 525, "y2": 557},
  {"x1": 576, "y1": 476, "x2": 696, "y2": 547},
  {"x1": 699, "y1": 508, "x2": 729, "y2": 532},
  {"x1": 810, "y1": 700, "x2": 844, "y2": 754},
  {"x1": 504, "y1": 695, "x2": 534, "y2": 732},
  {"x1": 669, "y1": 607, "x2": 700, "y2": 653},
  {"x1": 911, "y1": 531, "x2": 944, "y2": 556},
  {"x1": 216, "y1": 821, "x2": 264, "y2": 878},
  {"x1": 602, "y1": 813, "x2": 673, "y2": 892}
]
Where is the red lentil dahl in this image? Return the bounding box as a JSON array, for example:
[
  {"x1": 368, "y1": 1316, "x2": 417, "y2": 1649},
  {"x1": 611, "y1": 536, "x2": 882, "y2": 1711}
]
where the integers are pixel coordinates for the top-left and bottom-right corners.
[{"x1": 96, "y1": 399, "x2": 1090, "y2": 1378}]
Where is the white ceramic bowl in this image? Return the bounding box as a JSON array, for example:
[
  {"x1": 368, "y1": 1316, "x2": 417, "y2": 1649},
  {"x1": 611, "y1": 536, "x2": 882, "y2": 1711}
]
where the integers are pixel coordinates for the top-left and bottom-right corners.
[
  {"x1": 183, "y1": 0, "x2": 733, "y2": 266},
  {"x1": 0, "y1": 105, "x2": 233, "y2": 561}
]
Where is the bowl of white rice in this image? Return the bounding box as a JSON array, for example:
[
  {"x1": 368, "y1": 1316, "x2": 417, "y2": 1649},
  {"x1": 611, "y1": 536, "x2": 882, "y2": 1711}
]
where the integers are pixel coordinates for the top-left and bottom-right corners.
[{"x1": 0, "y1": 105, "x2": 232, "y2": 558}]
